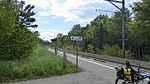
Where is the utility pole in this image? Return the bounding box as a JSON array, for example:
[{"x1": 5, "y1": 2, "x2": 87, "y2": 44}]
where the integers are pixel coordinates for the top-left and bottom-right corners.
[
  {"x1": 105, "y1": 0, "x2": 125, "y2": 58},
  {"x1": 122, "y1": 0, "x2": 125, "y2": 58}
]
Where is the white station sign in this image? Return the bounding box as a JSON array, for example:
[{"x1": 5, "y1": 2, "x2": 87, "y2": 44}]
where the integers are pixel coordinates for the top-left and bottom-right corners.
[{"x1": 71, "y1": 36, "x2": 83, "y2": 41}]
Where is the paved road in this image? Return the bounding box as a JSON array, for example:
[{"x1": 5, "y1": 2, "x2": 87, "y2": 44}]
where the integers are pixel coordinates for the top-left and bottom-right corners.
[
  {"x1": 10, "y1": 49, "x2": 148, "y2": 84},
  {"x1": 10, "y1": 71, "x2": 111, "y2": 84}
]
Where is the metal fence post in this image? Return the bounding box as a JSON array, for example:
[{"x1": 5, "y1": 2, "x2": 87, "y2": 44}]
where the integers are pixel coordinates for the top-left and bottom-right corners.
[
  {"x1": 55, "y1": 47, "x2": 57, "y2": 54},
  {"x1": 63, "y1": 52, "x2": 67, "y2": 69},
  {"x1": 76, "y1": 41, "x2": 79, "y2": 70}
]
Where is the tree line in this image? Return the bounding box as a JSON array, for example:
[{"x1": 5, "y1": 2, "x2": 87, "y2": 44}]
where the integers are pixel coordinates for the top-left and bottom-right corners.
[{"x1": 51, "y1": 0, "x2": 150, "y2": 61}]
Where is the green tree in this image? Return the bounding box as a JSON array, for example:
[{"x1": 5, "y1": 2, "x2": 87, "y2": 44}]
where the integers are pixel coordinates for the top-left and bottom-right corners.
[
  {"x1": 18, "y1": 2, "x2": 38, "y2": 28},
  {"x1": 68, "y1": 24, "x2": 83, "y2": 36},
  {"x1": 128, "y1": 0, "x2": 150, "y2": 60},
  {"x1": 34, "y1": 31, "x2": 40, "y2": 37},
  {"x1": 0, "y1": 0, "x2": 38, "y2": 60},
  {"x1": 92, "y1": 15, "x2": 108, "y2": 49}
]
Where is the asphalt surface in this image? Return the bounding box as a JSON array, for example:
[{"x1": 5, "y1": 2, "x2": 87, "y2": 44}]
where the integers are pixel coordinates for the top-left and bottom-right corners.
[
  {"x1": 9, "y1": 49, "x2": 149, "y2": 84},
  {"x1": 10, "y1": 71, "x2": 111, "y2": 84}
]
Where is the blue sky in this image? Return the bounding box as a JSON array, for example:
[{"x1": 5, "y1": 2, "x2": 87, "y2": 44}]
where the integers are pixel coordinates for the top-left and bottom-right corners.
[{"x1": 24, "y1": 0, "x2": 141, "y2": 41}]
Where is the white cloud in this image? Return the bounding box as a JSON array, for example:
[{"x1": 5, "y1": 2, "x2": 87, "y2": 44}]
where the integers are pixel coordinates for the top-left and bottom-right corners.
[
  {"x1": 39, "y1": 32, "x2": 55, "y2": 41},
  {"x1": 49, "y1": 0, "x2": 105, "y2": 23},
  {"x1": 24, "y1": 0, "x2": 141, "y2": 24},
  {"x1": 38, "y1": 11, "x2": 50, "y2": 16},
  {"x1": 25, "y1": 0, "x2": 50, "y2": 9}
]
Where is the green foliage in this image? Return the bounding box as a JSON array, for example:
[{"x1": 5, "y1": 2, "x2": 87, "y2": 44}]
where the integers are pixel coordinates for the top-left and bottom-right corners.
[
  {"x1": 77, "y1": 46, "x2": 83, "y2": 51},
  {"x1": 125, "y1": 50, "x2": 134, "y2": 59},
  {"x1": 127, "y1": 0, "x2": 150, "y2": 59},
  {"x1": 95, "y1": 47, "x2": 101, "y2": 54},
  {"x1": 59, "y1": 35, "x2": 71, "y2": 48},
  {"x1": 100, "y1": 44, "x2": 133, "y2": 58},
  {"x1": 87, "y1": 44, "x2": 94, "y2": 53},
  {"x1": 100, "y1": 44, "x2": 122, "y2": 57},
  {"x1": 18, "y1": 3, "x2": 38, "y2": 28},
  {"x1": 33, "y1": 31, "x2": 40, "y2": 37},
  {"x1": 0, "y1": 47, "x2": 78, "y2": 83},
  {"x1": 0, "y1": 27, "x2": 38, "y2": 60},
  {"x1": 85, "y1": 26, "x2": 96, "y2": 42},
  {"x1": 0, "y1": 1, "x2": 38, "y2": 60},
  {"x1": 143, "y1": 55, "x2": 150, "y2": 62},
  {"x1": 65, "y1": 45, "x2": 74, "y2": 50}
]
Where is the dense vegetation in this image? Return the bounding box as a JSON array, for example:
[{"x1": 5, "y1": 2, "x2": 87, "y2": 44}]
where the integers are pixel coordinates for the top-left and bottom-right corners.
[
  {"x1": 0, "y1": 47, "x2": 78, "y2": 83},
  {"x1": 0, "y1": 0, "x2": 38, "y2": 60},
  {"x1": 51, "y1": 0, "x2": 150, "y2": 61}
]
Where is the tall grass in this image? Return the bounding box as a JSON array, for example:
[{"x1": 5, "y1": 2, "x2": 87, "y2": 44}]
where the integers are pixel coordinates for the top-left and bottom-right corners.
[{"x1": 0, "y1": 47, "x2": 78, "y2": 83}]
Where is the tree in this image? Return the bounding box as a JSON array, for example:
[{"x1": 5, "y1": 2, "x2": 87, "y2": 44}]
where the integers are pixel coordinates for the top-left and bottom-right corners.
[
  {"x1": 68, "y1": 24, "x2": 82, "y2": 36},
  {"x1": 34, "y1": 31, "x2": 40, "y2": 37},
  {"x1": 93, "y1": 15, "x2": 108, "y2": 49},
  {"x1": 128, "y1": 0, "x2": 150, "y2": 60},
  {"x1": 84, "y1": 25, "x2": 96, "y2": 52},
  {"x1": 57, "y1": 33, "x2": 63, "y2": 38},
  {"x1": 0, "y1": 0, "x2": 38, "y2": 60},
  {"x1": 18, "y1": 2, "x2": 38, "y2": 28}
]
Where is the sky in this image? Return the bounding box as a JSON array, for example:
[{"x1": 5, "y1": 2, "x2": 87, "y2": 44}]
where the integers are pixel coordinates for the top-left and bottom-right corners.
[{"x1": 23, "y1": 0, "x2": 141, "y2": 42}]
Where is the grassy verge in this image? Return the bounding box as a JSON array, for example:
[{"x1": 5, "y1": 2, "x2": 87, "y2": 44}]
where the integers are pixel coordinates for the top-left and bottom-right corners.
[{"x1": 0, "y1": 47, "x2": 80, "y2": 83}]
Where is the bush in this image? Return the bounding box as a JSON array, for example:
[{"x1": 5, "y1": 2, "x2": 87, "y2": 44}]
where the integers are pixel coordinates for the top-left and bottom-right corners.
[
  {"x1": 87, "y1": 44, "x2": 94, "y2": 53},
  {"x1": 0, "y1": 5, "x2": 38, "y2": 60},
  {"x1": 125, "y1": 50, "x2": 134, "y2": 59},
  {"x1": 143, "y1": 55, "x2": 150, "y2": 62},
  {"x1": 100, "y1": 44, "x2": 122, "y2": 57},
  {"x1": 65, "y1": 45, "x2": 74, "y2": 50},
  {"x1": 100, "y1": 44, "x2": 133, "y2": 58},
  {"x1": 95, "y1": 47, "x2": 101, "y2": 54}
]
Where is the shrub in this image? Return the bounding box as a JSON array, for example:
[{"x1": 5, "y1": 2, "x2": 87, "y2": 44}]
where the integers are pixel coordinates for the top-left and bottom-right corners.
[
  {"x1": 100, "y1": 44, "x2": 133, "y2": 58},
  {"x1": 143, "y1": 55, "x2": 150, "y2": 62},
  {"x1": 0, "y1": 5, "x2": 38, "y2": 60},
  {"x1": 87, "y1": 44, "x2": 94, "y2": 53}
]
